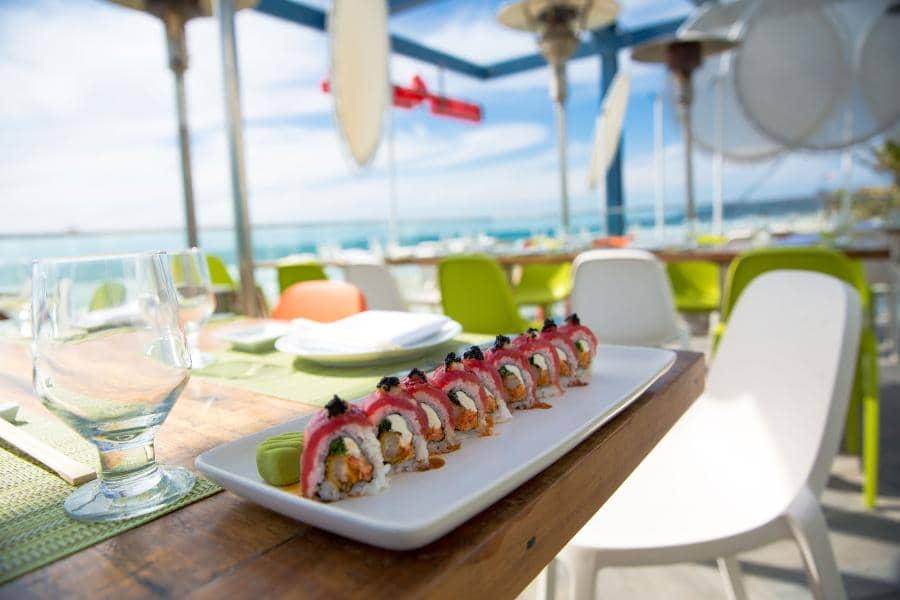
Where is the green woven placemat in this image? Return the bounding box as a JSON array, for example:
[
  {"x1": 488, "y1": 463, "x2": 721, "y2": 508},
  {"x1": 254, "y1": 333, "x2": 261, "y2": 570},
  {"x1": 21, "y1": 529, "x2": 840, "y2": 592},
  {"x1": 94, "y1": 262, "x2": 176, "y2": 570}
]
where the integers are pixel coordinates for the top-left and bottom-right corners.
[
  {"x1": 193, "y1": 334, "x2": 492, "y2": 407},
  {"x1": 0, "y1": 412, "x2": 221, "y2": 585}
]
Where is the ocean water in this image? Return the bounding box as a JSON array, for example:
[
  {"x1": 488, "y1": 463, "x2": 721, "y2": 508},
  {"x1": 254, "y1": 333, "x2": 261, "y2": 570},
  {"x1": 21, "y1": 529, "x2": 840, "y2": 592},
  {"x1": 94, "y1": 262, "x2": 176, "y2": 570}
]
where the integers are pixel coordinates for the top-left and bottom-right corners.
[{"x1": 0, "y1": 197, "x2": 826, "y2": 285}]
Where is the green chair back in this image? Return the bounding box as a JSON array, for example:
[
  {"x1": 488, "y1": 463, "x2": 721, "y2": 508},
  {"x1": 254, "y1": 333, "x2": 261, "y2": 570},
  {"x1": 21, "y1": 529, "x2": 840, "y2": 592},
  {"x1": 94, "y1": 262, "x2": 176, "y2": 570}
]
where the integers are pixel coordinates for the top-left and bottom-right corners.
[
  {"x1": 207, "y1": 255, "x2": 237, "y2": 291},
  {"x1": 89, "y1": 281, "x2": 127, "y2": 311},
  {"x1": 277, "y1": 261, "x2": 327, "y2": 294},
  {"x1": 438, "y1": 254, "x2": 530, "y2": 334},
  {"x1": 666, "y1": 261, "x2": 721, "y2": 312},
  {"x1": 513, "y1": 263, "x2": 573, "y2": 308},
  {"x1": 722, "y1": 247, "x2": 870, "y2": 321}
]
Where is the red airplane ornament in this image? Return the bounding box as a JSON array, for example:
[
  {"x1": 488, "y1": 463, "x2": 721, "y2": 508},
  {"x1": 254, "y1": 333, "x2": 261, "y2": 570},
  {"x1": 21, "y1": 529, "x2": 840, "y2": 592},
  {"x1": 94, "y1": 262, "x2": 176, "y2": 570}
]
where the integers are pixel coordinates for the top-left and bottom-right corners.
[{"x1": 322, "y1": 75, "x2": 482, "y2": 123}]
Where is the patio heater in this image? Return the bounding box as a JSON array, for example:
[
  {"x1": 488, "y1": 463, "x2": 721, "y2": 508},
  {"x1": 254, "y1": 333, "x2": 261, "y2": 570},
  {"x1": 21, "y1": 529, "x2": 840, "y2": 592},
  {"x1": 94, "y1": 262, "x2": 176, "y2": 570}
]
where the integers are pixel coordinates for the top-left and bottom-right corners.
[
  {"x1": 497, "y1": 0, "x2": 619, "y2": 236},
  {"x1": 108, "y1": 0, "x2": 219, "y2": 248},
  {"x1": 631, "y1": 33, "x2": 736, "y2": 239}
]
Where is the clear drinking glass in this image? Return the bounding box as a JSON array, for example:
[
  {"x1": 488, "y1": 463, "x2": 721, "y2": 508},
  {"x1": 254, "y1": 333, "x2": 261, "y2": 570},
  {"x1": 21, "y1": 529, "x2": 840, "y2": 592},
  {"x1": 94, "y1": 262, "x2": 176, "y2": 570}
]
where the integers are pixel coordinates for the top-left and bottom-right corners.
[
  {"x1": 169, "y1": 248, "x2": 216, "y2": 369},
  {"x1": 31, "y1": 252, "x2": 195, "y2": 521}
]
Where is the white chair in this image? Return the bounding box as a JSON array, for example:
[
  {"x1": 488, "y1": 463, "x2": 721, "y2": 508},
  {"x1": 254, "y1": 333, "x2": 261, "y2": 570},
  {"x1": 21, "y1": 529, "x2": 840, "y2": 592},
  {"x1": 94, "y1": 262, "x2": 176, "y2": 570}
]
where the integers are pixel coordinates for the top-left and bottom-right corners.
[
  {"x1": 553, "y1": 271, "x2": 861, "y2": 600},
  {"x1": 342, "y1": 263, "x2": 408, "y2": 311},
  {"x1": 571, "y1": 249, "x2": 688, "y2": 347}
]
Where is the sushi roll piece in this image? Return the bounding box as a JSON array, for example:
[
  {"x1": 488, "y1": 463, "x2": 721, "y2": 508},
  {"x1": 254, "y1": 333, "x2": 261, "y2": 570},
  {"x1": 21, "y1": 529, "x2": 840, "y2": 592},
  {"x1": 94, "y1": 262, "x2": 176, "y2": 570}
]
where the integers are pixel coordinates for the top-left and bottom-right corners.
[
  {"x1": 485, "y1": 334, "x2": 538, "y2": 410},
  {"x1": 401, "y1": 368, "x2": 460, "y2": 454},
  {"x1": 558, "y1": 313, "x2": 599, "y2": 380},
  {"x1": 361, "y1": 376, "x2": 430, "y2": 473},
  {"x1": 512, "y1": 329, "x2": 566, "y2": 400},
  {"x1": 539, "y1": 319, "x2": 587, "y2": 387},
  {"x1": 429, "y1": 352, "x2": 492, "y2": 437},
  {"x1": 462, "y1": 345, "x2": 512, "y2": 423},
  {"x1": 301, "y1": 395, "x2": 388, "y2": 502}
]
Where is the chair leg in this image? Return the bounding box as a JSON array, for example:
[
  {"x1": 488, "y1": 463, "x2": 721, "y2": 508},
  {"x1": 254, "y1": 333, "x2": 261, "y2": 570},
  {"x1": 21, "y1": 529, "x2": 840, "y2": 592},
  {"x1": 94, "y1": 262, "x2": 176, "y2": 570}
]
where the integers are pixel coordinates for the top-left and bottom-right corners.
[
  {"x1": 536, "y1": 561, "x2": 558, "y2": 600},
  {"x1": 786, "y1": 491, "x2": 848, "y2": 600},
  {"x1": 716, "y1": 556, "x2": 749, "y2": 600},
  {"x1": 556, "y1": 546, "x2": 598, "y2": 600},
  {"x1": 842, "y1": 369, "x2": 862, "y2": 455},
  {"x1": 863, "y1": 392, "x2": 879, "y2": 508}
]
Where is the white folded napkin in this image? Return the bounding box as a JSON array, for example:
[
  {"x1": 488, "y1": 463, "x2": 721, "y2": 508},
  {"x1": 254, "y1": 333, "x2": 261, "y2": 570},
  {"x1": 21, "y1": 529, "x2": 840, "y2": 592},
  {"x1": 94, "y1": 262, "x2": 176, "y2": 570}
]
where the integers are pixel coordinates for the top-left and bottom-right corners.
[{"x1": 290, "y1": 310, "x2": 451, "y2": 353}]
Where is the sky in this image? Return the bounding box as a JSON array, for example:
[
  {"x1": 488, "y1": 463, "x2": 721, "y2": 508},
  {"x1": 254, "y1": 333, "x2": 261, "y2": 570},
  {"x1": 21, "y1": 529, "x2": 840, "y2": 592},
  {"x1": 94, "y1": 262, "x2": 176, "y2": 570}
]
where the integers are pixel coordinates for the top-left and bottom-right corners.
[{"x1": 0, "y1": 0, "x2": 891, "y2": 235}]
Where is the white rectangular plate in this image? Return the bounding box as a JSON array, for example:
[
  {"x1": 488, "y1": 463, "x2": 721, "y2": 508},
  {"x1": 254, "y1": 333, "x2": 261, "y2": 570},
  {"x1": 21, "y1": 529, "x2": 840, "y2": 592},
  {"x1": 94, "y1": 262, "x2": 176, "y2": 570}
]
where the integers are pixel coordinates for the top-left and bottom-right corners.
[{"x1": 195, "y1": 345, "x2": 676, "y2": 550}]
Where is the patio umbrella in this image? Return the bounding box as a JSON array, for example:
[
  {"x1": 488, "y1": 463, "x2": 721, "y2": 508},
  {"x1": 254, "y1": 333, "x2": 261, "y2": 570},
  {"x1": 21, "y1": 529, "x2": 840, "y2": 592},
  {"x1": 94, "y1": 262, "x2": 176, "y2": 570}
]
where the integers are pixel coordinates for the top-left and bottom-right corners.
[
  {"x1": 498, "y1": 0, "x2": 619, "y2": 236},
  {"x1": 632, "y1": 32, "x2": 737, "y2": 238}
]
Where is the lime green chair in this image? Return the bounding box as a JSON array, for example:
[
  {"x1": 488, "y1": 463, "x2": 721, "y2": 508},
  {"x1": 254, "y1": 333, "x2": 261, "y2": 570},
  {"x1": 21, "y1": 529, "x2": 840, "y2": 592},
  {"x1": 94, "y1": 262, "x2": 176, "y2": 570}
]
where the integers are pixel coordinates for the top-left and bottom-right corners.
[
  {"x1": 277, "y1": 261, "x2": 327, "y2": 294},
  {"x1": 438, "y1": 255, "x2": 537, "y2": 334},
  {"x1": 666, "y1": 261, "x2": 721, "y2": 312},
  {"x1": 89, "y1": 281, "x2": 127, "y2": 311},
  {"x1": 513, "y1": 263, "x2": 573, "y2": 318},
  {"x1": 206, "y1": 254, "x2": 237, "y2": 291},
  {"x1": 715, "y1": 246, "x2": 879, "y2": 508}
]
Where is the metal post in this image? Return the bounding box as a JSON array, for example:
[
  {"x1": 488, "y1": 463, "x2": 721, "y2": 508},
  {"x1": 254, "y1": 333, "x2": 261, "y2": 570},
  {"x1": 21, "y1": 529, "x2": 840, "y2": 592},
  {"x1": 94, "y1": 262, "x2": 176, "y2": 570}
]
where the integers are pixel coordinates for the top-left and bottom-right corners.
[
  {"x1": 218, "y1": 0, "x2": 260, "y2": 316},
  {"x1": 712, "y1": 60, "x2": 725, "y2": 237},
  {"x1": 674, "y1": 71, "x2": 696, "y2": 239},
  {"x1": 600, "y1": 48, "x2": 624, "y2": 236},
  {"x1": 653, "y1": 92, "x2": 665, "y2": 240},
  {"x1": 551, "y1": 62, "x2": 570, "y2": 237},
  {"x1": 387, "y1": 110, "x2": 399, "y2": 247},
  {"x1": 164, "y1": 9, "x2": 199, "y2": 249}
]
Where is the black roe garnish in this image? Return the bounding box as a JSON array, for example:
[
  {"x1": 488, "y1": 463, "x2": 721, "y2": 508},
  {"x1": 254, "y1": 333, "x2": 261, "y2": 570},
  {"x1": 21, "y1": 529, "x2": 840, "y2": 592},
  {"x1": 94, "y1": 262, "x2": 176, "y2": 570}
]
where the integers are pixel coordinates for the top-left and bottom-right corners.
[
  {"x1": 378, "y1": 418, "x2": 392, "y2": 434},
  {"x1": 325, "y1": 395, "x2": 347, "y2": 418},
  {"x1": 407, "y1": 368, "x2": 428, "y2": 383},
  {"x1": 542, "y1": 318, "x2": 557, "y2": 332},
  {"x1": 377, "y1": 376, "x2": 400, "y2": 391},
  {"x1": 444, "y1": 352, "x2": 461, "y2": 367},
  {"x1": 493, "y1": 334, "x2": 511, "y2": 349},
  {"x1": 566, "y1": 313, "x2": 581, "y2": 326},
  {"x1": 463, "y1": 345, "x2": 484, "y2": 361},
  {"x1": 526, "y1": 328, "x2": 539, "y2": 338}
]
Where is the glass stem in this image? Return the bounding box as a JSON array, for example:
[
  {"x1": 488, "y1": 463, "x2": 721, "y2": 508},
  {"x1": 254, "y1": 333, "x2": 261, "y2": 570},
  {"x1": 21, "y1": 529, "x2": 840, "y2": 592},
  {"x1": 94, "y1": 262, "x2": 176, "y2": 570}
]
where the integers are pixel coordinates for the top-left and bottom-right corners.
[
  {"x1": 98, "y1": 442, "x2": 161, "y2": 496},
  {"x1": 186, "y1": 324, "x2": 200, "y2": 358}
]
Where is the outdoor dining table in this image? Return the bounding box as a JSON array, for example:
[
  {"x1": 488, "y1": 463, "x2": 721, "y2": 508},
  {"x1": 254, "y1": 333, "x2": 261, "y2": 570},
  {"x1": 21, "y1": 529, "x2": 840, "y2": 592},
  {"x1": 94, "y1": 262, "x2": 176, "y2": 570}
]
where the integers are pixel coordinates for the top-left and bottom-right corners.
[{"x1": 0, "y1": 323, "x2": 705, "y2": 599}]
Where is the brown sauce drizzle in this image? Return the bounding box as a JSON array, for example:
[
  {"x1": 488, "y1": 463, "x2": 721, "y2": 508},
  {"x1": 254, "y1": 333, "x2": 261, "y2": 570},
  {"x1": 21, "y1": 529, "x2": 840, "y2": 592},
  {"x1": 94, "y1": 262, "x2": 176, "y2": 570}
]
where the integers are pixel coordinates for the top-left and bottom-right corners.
[
  {"x1": 532, "y1": 401, "x2": 553, "y2": 410},
  {"x1": 428, "y1": 456, "x2": 446, "y2": 470}
]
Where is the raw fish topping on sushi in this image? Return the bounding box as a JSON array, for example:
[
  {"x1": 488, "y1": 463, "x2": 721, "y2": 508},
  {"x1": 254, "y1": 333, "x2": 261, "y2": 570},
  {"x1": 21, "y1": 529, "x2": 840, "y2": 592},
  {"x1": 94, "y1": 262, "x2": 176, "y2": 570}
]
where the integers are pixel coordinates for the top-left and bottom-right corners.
[
  {"x1": 513, "y1": 329, "x2": 565, "y2": 399},
  {"x1": 362, "y1": 377, "x2": 430, "y2": 472},
  {"x1": 558, "y1": 313, "x2": 598, "y2": 372},
  {"x1": 540, "y1": 319, "x2": 586, "y2": 387},
  {"x1": 301, "y1": 395, "x2": 386, "y2": 501},
  {"x1": 462, "y1": 345, "x2": 512, "y2": 422},
  {"x1": 429, "y1": 353, "x2": 492, "y2": 435},
  {"x1": 485, "y1": 334, "x2": 538, "y2": 409},
  {"x1": 402, "y1": 368, "x2": 459, "y2": 453}
]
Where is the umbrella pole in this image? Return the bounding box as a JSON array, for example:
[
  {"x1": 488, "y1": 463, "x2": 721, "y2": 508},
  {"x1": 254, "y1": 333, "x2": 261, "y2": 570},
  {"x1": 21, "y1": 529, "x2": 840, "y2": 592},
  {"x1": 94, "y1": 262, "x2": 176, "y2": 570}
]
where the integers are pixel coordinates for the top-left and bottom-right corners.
[
  {"x1": 218, "y1": 0, "x2": 259, "y2": 316},
  {"x1": 653, "y1": 92, "x2": 665, "y2": 240},
  {"x1": 552, "y1": 63, "x2": 570, "y2": 237},
  {"x1": 164, "y1": 10, "x2": 199, "y2": 249}
]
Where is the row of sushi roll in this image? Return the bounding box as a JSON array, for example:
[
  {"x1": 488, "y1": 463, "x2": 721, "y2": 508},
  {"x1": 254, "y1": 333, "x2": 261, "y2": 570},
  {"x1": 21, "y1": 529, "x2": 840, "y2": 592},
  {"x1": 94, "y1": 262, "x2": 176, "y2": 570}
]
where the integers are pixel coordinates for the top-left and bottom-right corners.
[{"x1": 283, "y1": 315, "x2": 599, "y2": 502}]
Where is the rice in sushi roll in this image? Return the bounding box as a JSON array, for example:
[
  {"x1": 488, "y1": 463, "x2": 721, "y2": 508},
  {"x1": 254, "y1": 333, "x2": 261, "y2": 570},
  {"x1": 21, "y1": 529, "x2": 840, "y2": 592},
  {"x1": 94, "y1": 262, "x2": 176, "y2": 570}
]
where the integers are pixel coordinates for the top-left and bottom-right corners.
[
  {"x1": 512, "y1": 329, "x2": 566, "y2": 400},
  {"x1": 462, "y1": 345, "x2": 512, "y2": 423},
  {"x1": 539, "y1": 319, "x2": 587, "y2": 387},
  {"x1": 301, "y1": 395, "x2": 389, "y2": 502},
  {"x1": 361, "y1": 377, "x2": 430, "y2": 473},
  {"x1": 429, "y1": 352, "x2": 492, "y2": 437},
  {"x1": 558, "y1": 313, "x2": 598, "y2": 380},
  {"x1": 485, "y1": 334, "x2": 538, "y2": 410},
  {"x1": 401, "y1": 368, "x2": 460, "y2": 454}
]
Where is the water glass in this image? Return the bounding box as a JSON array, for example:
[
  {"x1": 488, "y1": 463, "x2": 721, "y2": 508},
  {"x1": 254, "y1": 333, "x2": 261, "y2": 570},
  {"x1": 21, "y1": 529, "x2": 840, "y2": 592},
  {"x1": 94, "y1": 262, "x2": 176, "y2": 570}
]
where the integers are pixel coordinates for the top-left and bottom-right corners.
[
  {"x1": 170, "y1": 248, "x2": 216, "y2": 369},
  {"x1": 31, "y1": 252, "x2": 195, "y2": 521}
]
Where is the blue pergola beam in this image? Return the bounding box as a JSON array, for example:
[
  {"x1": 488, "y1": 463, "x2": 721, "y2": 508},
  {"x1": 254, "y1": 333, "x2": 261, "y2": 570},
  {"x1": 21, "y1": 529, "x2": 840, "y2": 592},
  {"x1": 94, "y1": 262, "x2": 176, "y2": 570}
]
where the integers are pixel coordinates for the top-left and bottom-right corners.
[
  {"x1": 254, "y1": 0, "x2": 489, "y2": 78},
  {"x1": 389, "y1": 0, "x2": 439, "y2": 14}
]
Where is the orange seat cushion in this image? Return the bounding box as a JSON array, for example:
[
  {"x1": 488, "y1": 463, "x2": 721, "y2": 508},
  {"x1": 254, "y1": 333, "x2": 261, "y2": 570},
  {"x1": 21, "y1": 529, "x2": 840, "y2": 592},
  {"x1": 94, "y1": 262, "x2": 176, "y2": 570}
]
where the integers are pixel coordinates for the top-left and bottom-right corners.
[{"x1": 270, "y1": 280, "x2": 367, "y2": 322}]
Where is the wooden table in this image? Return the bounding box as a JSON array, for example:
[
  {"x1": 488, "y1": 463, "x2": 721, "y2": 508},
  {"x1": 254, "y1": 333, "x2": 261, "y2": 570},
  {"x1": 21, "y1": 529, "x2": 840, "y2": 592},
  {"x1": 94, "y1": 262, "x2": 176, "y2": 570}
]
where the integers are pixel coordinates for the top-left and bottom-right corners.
[{"x1": 0, "y1": 336, "x2": 705, "y2": 599}]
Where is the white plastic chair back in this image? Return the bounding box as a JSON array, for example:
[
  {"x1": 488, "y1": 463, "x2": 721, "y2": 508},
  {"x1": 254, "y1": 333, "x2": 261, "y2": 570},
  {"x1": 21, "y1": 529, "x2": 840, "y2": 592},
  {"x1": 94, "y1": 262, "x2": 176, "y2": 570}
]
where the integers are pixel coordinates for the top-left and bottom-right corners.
[
  {"x1": 571, "y1": 249, "x2": 682, "y2": 346},
  {"x1": 343, "y1": 263, "x2": 408, "y2": 312},
  {"x1": 708, "y1": 270, "x2": 861, "y2": 502}
]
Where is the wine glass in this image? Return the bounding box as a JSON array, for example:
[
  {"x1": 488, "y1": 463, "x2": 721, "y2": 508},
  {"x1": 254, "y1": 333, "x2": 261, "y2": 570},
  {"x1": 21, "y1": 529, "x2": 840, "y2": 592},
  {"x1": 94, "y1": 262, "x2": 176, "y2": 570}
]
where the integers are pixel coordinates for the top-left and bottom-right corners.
[
  {"x1": 169, "y1": 248, "x2": 216, "y2": 369},
  {"x1": 31, "y1": 252, "x2": 195, "y2": 521}
]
